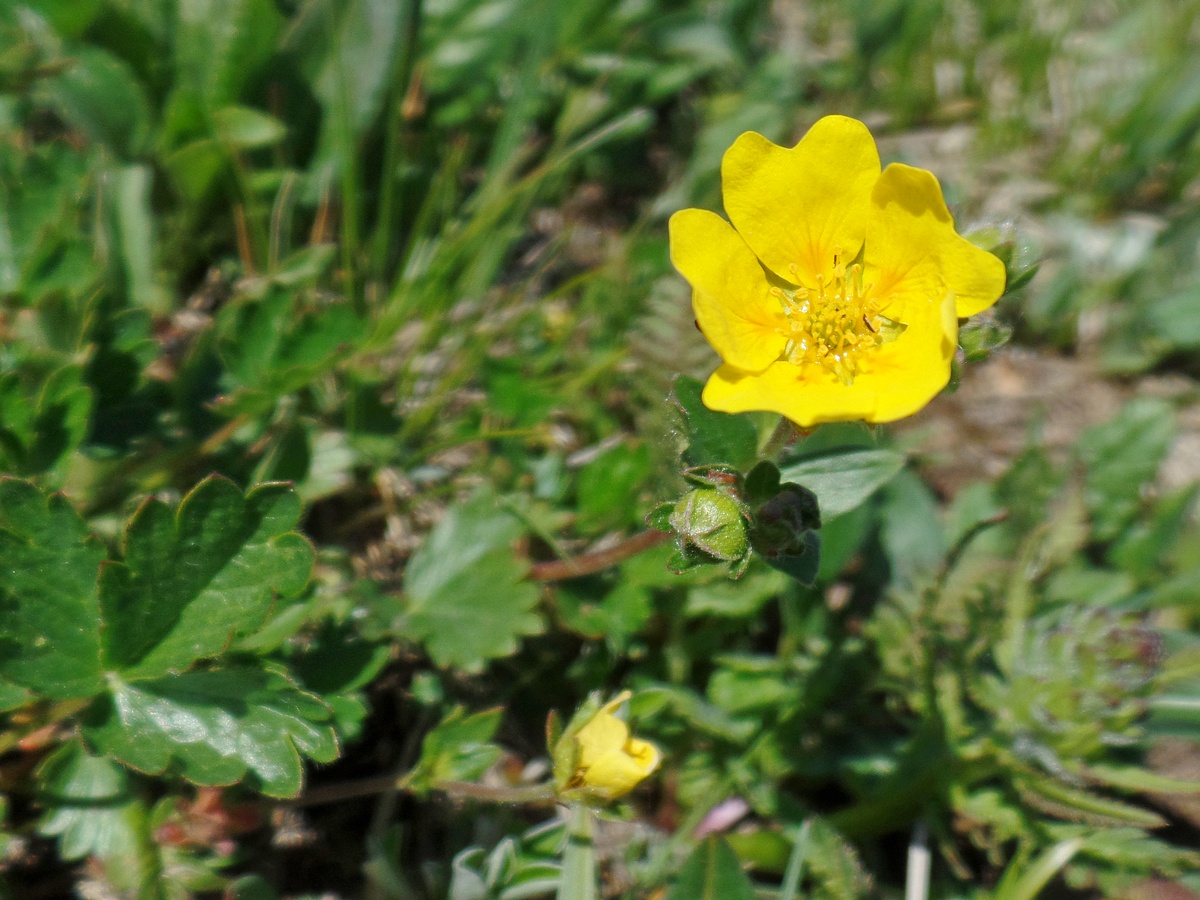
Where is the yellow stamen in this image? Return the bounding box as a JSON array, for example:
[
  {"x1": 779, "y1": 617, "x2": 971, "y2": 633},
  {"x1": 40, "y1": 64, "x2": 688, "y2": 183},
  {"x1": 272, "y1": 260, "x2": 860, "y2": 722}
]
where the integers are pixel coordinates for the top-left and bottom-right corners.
[{"x1": 775, "y1": 256, "x2": 904, "y2": 385}]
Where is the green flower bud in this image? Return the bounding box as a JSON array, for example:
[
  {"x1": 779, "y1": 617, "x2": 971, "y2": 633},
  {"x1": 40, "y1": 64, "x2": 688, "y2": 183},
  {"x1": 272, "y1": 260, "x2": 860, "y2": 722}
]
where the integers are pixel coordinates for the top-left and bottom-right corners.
[
  {"x1": 748, "y1": 483, "x2": 820, "y2": 559},
  {"x1": 670, "y1": 488, "x2": 748, "y2": 561}
]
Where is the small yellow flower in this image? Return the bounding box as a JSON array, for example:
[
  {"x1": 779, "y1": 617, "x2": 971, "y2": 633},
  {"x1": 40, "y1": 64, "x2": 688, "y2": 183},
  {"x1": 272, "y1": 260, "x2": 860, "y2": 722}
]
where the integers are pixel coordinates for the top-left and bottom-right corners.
[
  {"x1": 669, "y1": 115, "x2": 1006, "y2": 427},
  {"x1": 559, "y1": 692, "x2": 660, "y2": 801}
]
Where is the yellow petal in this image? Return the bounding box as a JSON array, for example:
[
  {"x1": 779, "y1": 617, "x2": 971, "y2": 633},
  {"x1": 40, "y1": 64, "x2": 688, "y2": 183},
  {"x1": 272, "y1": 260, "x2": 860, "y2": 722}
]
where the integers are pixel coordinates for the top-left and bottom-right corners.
[
  {"x1": 702, "y1": 362, "x2": 877, "y2": 427},
  {"x1": 721, "y1": 116, "x2": 880, "y2": 285},
  {"x1": 668, "y1": 209, "x2": 787, "y2": 372},
  {"x1": 866, "y1": 163, "x2": 1006, "y2": 318},
  {"x1": 701, "y1": 291, "x2": 957, "y2": 426},
  {"x1": 851, "y1": 290, "x2": 958, "y2": 422},
  {"x1": 577, "y1": 737, "x2": 661, "y2": 798},
  {"x1": 572, "y1": 697, "x2": 661, "y2": 799}
]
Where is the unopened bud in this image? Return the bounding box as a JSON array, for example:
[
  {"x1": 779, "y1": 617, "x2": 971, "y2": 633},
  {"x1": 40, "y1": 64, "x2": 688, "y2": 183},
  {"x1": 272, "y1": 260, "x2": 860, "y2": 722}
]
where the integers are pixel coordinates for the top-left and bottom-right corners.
[{"x1": 670, "y1": 488, "x2": 748, "y2": 561}]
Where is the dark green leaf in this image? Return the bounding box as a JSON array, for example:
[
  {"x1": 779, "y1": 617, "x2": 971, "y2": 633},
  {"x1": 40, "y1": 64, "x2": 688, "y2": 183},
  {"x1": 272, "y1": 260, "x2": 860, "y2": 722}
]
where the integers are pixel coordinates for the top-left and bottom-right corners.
[
  {"x1": 0, "y1": 479, "x2": 105, "y2": 699},
  {"x1": 760, "y1": 531, "x2": 821, "y2": 586},
  {"x1": 672, "y1": 375, "x2": 758, "y2": 470},
  {"x1": 779, "y1": 448, "x2": 904, "y2": 518},
  {"x1": 666, "y1": 837, "x2": 757, "y2": 900},
  {"x1": 83, "y1": 662, "x2": 338, "y2": 798},
  {"x1": 100, "y1": 476, "x2": 314, "y2": 678}
]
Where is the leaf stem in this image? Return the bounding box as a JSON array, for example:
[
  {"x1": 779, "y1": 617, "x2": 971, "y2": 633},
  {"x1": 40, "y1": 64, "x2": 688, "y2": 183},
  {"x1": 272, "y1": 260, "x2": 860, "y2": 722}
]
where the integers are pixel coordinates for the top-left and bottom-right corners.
[
  {"x1": 527, "y1": 529, "x2": 671, "y2": 582},
  {"x1": 289, "y1": 776, "x2": 557, "y2": 808}
]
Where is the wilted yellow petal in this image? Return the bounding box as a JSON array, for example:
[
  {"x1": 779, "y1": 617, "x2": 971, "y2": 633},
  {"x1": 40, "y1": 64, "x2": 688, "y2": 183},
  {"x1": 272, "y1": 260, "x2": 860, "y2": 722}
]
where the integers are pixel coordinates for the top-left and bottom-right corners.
[
  {"x1": 668, "y1": 209, "x2": 787, "y2": 372},
  {"x1": 721, "y1": 116, "x2": 880, "y2": 285}
]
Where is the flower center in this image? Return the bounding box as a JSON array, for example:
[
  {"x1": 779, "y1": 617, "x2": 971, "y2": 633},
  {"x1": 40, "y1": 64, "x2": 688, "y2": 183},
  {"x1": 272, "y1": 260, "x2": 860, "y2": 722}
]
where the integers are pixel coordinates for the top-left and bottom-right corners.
[{"x1": 772, "y1": 253, "x2": 905, "y2": 386}]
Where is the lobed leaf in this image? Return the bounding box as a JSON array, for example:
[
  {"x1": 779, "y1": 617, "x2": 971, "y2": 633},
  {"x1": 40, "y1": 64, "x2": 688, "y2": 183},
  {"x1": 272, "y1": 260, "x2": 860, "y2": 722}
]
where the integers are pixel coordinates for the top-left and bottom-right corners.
[
  {"x1": 83, "y1": 662, "x2": 338, "y2": 798},
  {"x1": 100, "y1": 475, "x2": 314, "y2": 678},
  {"x1": 0, "y1": 479, "x2": 106, "y2": 699},
  {"x1": 401, "y1": 492, "x2": 542, "y2": 672}
]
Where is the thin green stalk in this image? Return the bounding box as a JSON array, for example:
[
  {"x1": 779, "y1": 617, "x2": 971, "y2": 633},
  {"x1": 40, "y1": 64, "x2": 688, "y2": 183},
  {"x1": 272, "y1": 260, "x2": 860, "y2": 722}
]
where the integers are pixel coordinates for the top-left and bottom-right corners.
[
  {"x1": 326, "y1": 0, "x2": 362, "y2": 311},
  {"x1": 557, "y1": 803, "x2": 598, "y2": 900},
  {"x1": 992, "y1": 837, "x2": 1083, "y2": 900},
  {"x1": 370, "y1": 0, "x2": 424, "y2": 280},
  {"x1": 779, "y1": 819, "x2": 813, "y2": 900},
  {"x1": 131, "y1": 796, "x2": 166, "y2": 900}
]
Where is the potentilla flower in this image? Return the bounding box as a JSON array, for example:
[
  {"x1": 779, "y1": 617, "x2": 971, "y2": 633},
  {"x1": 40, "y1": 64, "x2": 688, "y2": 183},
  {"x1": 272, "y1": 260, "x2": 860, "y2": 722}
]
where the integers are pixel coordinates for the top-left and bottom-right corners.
[
  {"x1": 554, "y1": 691, "x2": 661, "y2": 801},
  {"x1": 669, "y1": 115, "x2": 1006, "y2": 426}
]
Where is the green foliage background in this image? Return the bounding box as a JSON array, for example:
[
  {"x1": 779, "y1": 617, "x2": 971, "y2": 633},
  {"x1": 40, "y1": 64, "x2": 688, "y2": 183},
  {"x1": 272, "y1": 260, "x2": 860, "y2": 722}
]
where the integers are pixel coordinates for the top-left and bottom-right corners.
[{"x1": 2, "y1": 0, "x2": 1200, "y2": 897}]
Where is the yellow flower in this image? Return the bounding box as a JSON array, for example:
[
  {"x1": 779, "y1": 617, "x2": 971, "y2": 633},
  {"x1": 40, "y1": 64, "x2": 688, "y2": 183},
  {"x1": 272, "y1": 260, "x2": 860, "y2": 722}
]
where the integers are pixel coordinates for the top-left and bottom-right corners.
[
  {"x1": 562, "y1": 692, "x2": 660, "y2": 800},
  {"x1": 668, "y1": 115, "x2": 1006, "y2": 427}
]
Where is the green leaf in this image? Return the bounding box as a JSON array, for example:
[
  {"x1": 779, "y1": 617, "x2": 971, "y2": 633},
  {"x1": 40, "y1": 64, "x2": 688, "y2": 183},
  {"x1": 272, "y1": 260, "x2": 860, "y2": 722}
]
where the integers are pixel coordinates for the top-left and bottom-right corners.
[
  {"x1": 760, "y1": 531, "x2": 821, "y2": 586},
  {"x1": 0, "y1": 479, "x2": 105, "y2": 699},
  {"x1": 666, "y1": 837, "x2": 757, "y2": 900},
  {"x1": 83, "y1": 662, "x2": 338, "y2": 798},
  {"x1": 558, "y1": 579, "x2": 653, "y2": 647},
  {"x1": 44, "y1": 48, "x2": 151, "y2": 155},
  {"x1": 36, "y1": 741, "x2": 140, "y2": 862},
  {"x1": 878, "y1": 470, "x2": 946, "y2": 584},
  {"x1": 0, "y1": 365, "x2": 92, "y2": 476},
  {"x1": 175, "y1": 0, "x2": 284, "y2": 109},
  {"x1": 100, "y1": 475, "x2": 314, "y2": 678},
  {"x1": 1086, "y1": 763, "x2": 1200, "y2": 795},
  {"x1": 105, "y1": 164, "x2": 169, "y2": 314},
  {"x1": 671, "y1": 375, "x2": 758, "y2": 470},
  {"x1": 1018, "y1": 776, "x2": 1166, "y2": 829},
  {"x1": 401, "y1": 707, "x2": 503, "y2": 794},
  {"x1": 779, "y1": 448, "x2": 904, "y2": 518},
  {"x1": 401, "y1": 492, "x2": 542, "y2": 672},
  {"x1": 993, "y1": 837, "x2": 1084, "y2": 900},
  {"x1": 575, "y1": 442, "x2": 651, "y2": 530},
  {"x1": 216, "y1": 288, "x2": 365, "y2": 414},
  {"x1": 212, "y1": 105, "x2": 288, "y2": 148},
  {"x1": 1077, "y1": 398, "x2": 1175, "y2": 542}
]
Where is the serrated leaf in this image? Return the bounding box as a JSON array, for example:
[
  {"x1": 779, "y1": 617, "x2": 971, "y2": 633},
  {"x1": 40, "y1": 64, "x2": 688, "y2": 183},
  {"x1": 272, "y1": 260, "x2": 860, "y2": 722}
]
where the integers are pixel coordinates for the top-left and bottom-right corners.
[
  {"x1": 401, "y1": 493, "x2": 542, "y2": 672},
  {"x1": 83, "y1": 663, "x2": 338, "y2": 798},
  {"x1": 403, "y1": 707, "x2": 504, "y2": 795},
  {"x1": 216, "y1": 289, "x2": 364, "y2": 414},
  {"x1": 779, "y1": 448, "x2": 904, "y2": 518},
  {"x1": 0, "y1": 366, "x2": 92, "y2": 477},
  {"x1": 0, "y1": 479, "x2": 105, "y2": 699},
  {"x1": 37, "y1": 741, "x2": 140, "y2": 862},
  {"x1": 672, "y1": 375, "x2": 758, "y2": 470},
  {"x1": 100, "y1": 476, "x2": 313, "y2": 678},
  {"x1": 666, "y1": 836, "x2": 757, "y2": 900}
]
